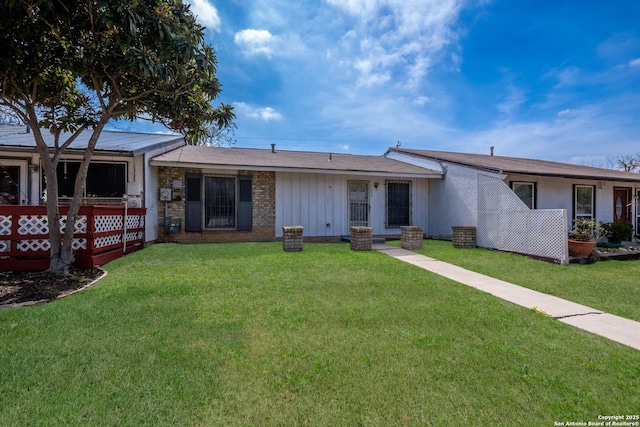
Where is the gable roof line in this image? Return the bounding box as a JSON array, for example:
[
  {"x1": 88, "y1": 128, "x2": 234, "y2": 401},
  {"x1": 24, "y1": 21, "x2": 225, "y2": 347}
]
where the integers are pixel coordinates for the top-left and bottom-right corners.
[
  {"x1": 150, "y1": 145, "x2": 442, "y2": 178},
  {"x1": 387, "y1": 148, "x2": 640, "y2": 183}
]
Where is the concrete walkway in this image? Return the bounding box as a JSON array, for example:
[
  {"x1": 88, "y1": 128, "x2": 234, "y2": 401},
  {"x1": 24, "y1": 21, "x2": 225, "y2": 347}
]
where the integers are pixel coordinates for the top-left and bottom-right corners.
[{"x1": 374, "y1": 244, "x2": 640, "y2": 351}]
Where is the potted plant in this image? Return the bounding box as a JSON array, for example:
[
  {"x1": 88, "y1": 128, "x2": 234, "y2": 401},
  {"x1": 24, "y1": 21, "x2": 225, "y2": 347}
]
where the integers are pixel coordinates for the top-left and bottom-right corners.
[
  {"x1": 599, "y1": 221, "x2": 633, "y2": 244},
  {"x1": 568, "y1": 218, "x2": 597, "y2": 257}
]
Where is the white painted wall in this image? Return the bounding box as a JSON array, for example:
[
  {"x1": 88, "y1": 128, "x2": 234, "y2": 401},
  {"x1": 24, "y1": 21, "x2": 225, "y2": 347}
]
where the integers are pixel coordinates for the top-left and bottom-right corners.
[
  {"x1": 505, "y1": 174, "x2": 639, "y2": 227},
  {"x1": 388, "y1": 151, "x2": 640, "y2": 239},
  {"x1": 275, "y1": 171, "x2": 429, "y2": 238},
  {"x1": 427, "y1": 164, "x2": 486, "y2": 239}
]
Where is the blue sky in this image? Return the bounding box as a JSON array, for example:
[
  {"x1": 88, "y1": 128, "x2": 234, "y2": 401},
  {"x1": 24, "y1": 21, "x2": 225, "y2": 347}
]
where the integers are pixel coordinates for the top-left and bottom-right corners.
[{"x1": 130, "y1": 0, "x2": 640, "y2": 165}]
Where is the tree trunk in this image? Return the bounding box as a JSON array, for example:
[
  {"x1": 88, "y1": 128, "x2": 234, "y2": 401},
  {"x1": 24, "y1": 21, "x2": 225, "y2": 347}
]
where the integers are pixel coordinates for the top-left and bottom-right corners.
[
  {"x1": 32, "y1": 127, "x2": 68, "y2": 276},
  {"x1": 31, "y1": 118, "x2": 108, "y2": 276},
  {"x1": 56, "y1": 122, "x2": 107, "y2": 275}
]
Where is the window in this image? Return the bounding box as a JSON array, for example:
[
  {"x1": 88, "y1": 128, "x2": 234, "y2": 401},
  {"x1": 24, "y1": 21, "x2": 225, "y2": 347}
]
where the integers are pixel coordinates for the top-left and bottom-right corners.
[
  {"x1": 386, "y1": 181, "x2": 411, "y2": 227},
  {"x1": 511, "y1": 182, "x2": 535, "y2": 209},
  {"x1": 574, "y1": 185, "x2": 595, "y2": 219},
  {"x1": 205, "y1": 176, "x2": 236, "y2": 229},
  {"x1": 45, "y1": 161, "x2": 126, "y2": 197}
]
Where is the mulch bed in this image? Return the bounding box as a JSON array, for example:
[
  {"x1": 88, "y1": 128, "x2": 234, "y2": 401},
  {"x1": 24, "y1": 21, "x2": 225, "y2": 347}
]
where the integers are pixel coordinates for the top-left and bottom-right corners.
[{"x1": 0, "y1": 268, "x2": 104, "y2": 306}]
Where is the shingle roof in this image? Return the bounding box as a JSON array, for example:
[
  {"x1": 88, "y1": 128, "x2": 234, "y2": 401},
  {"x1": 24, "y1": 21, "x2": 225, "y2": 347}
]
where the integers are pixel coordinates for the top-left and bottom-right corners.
[
  {"x1": 0, "y1": 125, "x2": 184, "y2": 156},
  {"x1": 150, "y1": 145, "x2": 441, "y2": 177},
  {"x1": 390, "y1": 148, "x2": 640, "y2": 182}
]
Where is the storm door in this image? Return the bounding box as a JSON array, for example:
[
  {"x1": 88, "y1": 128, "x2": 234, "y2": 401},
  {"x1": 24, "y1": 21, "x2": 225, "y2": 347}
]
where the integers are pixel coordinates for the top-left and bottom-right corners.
[
  {"x1": 348, "y1": 181, "x2": 369, "y2": 227},
  {"x1": 0, "y1": 165, "x2": 20, "y2": 205}
]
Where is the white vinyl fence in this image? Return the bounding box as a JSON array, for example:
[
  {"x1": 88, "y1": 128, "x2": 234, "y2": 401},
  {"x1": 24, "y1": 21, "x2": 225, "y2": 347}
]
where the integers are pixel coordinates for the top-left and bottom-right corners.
[{"x1": 477, "y1": 174, "x2": 569, "y2": 264}]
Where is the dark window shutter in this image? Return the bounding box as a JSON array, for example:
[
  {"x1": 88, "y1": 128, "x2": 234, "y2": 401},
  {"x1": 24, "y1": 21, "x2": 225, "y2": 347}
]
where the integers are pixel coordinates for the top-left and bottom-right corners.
[
  {"x1": 185, "y1": 173, "x2": 202, "y2": 232},
  {"x1": 237, "y1": 175, "x2": 252, "y2": 231}
]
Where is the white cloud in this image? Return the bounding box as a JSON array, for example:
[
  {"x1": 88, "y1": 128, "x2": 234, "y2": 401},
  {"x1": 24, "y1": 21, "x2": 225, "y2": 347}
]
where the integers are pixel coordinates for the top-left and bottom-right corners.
[
  {"x1": 546, "y1": 66, "x2": 581, "y2": 88},
  {"x1": 413, "y1": 95, "x2": 432, "y2": 106},
  {"x1": 185, "y1": 0, "x2": 220, "y2": 31},
  {"x1": 452, "y1": 100, "x2": 640, "y2": 162},
  {"x1": 326, "y1": 0, "x2": 464, "y2": 90},
  {"x1": 629, "y1": 58, "x2": 640, "y2": 68},
  {"x1": 235, "y1": 29, "x2": 275, "y2": 57},
  {"x1": 234, "y1": 28, "x2": 306, "y2": 59},
  {"x1": 496, "y1": 85, "x2": 527, "y2": 121},
  {"x1": 234, "y1": 102, "x2": 283, "y2": 121}
]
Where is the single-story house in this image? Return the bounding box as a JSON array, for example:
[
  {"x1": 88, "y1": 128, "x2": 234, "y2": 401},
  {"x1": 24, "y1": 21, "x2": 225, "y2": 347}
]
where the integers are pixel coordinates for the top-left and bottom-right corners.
[
  {"x1": 150, "y1": 144, "x2": 640, "y2": 264},
  {"x1": 385, "y1": 148, "x2": 640, "y2": 240},
  {"x1": 0, "y1": 125, "x2": 185, "y2": 243},
  {"x1": 148, "y1": 144, "x2": 441, "y2": 242}
]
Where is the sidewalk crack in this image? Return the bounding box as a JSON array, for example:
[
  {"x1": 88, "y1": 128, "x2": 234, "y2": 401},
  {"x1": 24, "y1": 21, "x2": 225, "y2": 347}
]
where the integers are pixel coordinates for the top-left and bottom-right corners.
[{"x1": 553, "y1": 311, "x2": 603, "y2": 320}]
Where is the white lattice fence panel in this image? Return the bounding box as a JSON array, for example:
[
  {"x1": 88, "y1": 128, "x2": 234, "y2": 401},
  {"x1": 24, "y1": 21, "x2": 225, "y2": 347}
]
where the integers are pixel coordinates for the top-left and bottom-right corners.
[
  {"x1": 126, "y1": 215, "x2": 143, "y2": 229},
  {"x1": 60, "y1": 216, "x2": 87, "y2": 234},
  {"x1": 18, "y1": 215, "x2": 48, "y2": 235},
  {"x1": 17, "y1": 239, "x2": 50, "y2": 252},
  {"x1": 125, "y1": 231, "x2": 144, "y2": 242},
  {"x1": 0, "y1": 240, "x2": 9, "y2": 252},
  {"x1": 73, "y1": 238, "x2": 87, "y2": 250},
  {"x1": 95, "y1": 215, "x2": 123, "y2": 233},
  {"x1": 17, "y1": 214, "x2": 87, "y2": 235},
  {"x1": 94, "y1": 234, "x2": 121, "y2": 248},
  {"x1": 478, "y1": 174, "x2": 569, "y2": 264},
  {"x1": 0, "y1": 216, "x2": 11, "y2": 236}
]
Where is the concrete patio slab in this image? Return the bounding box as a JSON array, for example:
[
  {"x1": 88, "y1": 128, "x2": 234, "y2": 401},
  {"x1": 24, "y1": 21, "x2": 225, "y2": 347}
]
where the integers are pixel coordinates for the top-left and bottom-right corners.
[{"x1": 374, "y1": 244, "x2": 640, "y2": 351}]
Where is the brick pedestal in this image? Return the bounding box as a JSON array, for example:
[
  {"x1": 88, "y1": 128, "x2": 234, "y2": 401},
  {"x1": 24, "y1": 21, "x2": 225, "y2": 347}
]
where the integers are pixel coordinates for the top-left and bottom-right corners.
[
  {"x1": 452, "y1": 226, "x2": 476, "y2": 248},
  {"x1": 401, "y1": 226, "x2": 424, "y2": 250},
  {"x1": 283, "y1": 226, "x2": 304, "y2": 252},
  {"x1": 350, "y1": 226, "x2": 372, "y2": 251}
]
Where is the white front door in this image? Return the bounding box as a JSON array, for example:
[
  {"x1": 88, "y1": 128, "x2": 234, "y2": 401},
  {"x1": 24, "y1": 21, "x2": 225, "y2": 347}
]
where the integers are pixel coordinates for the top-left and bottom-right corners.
[{"x1": 348, "y1": 181, "x2": 369, "y2": 227}]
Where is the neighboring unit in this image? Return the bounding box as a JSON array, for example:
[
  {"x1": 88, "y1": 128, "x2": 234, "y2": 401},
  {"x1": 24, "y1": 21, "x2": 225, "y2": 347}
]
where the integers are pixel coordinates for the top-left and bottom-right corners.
[
  {"x1": 0, "y1": 125, "x2": 185, "y2": 243},
  {"x1": 386, "y1": 148, "x2": 640, "y2": 264},
  {"x1": 386, "y1": 148, "x2": 640, "y2": 239}
]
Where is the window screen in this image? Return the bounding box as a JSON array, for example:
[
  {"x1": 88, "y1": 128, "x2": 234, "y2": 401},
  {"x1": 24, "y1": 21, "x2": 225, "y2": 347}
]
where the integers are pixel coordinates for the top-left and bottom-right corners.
[{"x1": 47, "y1": 161, "x2": 126, "y2": 197}]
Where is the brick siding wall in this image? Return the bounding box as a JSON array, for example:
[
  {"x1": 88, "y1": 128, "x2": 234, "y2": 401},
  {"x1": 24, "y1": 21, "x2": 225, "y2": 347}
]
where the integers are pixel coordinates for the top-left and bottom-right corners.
[{"x1": 157, "y1": 167, "x2": 276, "y2": 243}]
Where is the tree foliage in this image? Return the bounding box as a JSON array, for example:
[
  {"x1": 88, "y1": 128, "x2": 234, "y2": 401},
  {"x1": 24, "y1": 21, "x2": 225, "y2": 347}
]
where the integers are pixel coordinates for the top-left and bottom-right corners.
[{"x1": 0, "y1": 0, "x2": 234, "y2": 274}]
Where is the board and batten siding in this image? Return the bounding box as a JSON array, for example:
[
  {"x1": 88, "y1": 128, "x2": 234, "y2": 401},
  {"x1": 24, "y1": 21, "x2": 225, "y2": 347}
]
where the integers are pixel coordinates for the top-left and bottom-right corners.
[{"x1": 275, "y1": 172, "x2": 429, "y2": 238}]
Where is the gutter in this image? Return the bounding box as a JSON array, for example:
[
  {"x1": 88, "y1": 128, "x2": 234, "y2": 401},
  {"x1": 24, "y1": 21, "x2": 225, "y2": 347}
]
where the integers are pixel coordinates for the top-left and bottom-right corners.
[{"x1": 147, "y1": 160, "x2": 441, "y2": 179}]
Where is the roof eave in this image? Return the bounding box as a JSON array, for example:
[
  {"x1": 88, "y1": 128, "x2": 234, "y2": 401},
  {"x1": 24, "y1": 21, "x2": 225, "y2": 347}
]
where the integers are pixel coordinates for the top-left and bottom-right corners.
[
  {"x1": 148, "y1": 160, "x2": 441, "y2": 178},
  {"x1": 129, "y1": 137, "x2": 185, "y2": 156},
  {"x1": 503, "y1": 170, "x2": 640, "y2": 183}
]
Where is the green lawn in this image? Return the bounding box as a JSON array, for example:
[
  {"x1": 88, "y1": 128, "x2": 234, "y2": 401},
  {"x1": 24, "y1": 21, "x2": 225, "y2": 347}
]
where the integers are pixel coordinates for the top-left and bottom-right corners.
[
  {"x1": 1, "y1": 242, "x2": 638, "y2": 426},
  {"x1": 393, "y1": 239, "x2": 640, "y2": 322}
]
